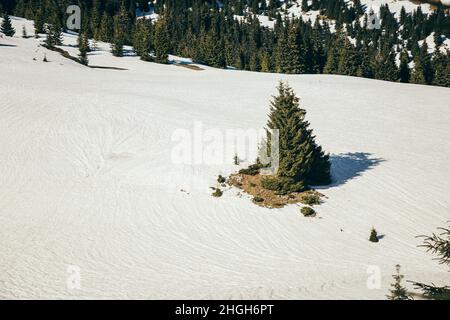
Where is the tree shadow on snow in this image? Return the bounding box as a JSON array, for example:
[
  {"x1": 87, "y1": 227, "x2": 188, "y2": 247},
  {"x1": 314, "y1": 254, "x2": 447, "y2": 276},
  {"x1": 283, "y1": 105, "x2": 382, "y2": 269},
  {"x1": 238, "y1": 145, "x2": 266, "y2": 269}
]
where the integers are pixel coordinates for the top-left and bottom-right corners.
[{"x1": 318, "y1": 152, "x2": 385, "y2": 189}]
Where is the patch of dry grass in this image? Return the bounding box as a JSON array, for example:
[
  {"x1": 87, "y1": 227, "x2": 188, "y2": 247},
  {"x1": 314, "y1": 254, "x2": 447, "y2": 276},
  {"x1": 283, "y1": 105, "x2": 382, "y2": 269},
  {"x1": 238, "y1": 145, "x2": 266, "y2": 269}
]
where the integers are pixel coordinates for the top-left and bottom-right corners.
[{"x1": 228, "y1": 173, "x2": 325, "y2": 208}]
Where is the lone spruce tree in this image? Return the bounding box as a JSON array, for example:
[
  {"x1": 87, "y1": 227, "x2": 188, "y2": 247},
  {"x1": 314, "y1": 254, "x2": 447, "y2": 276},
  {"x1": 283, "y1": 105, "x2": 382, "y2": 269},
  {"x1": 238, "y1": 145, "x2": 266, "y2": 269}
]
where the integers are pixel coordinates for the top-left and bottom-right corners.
[
  {"x1": 1, "y1": 14, "x2": 15, "y2": 37},
  {"x1": 263, "y1": 82, "x2": 331, "y2": 194}
]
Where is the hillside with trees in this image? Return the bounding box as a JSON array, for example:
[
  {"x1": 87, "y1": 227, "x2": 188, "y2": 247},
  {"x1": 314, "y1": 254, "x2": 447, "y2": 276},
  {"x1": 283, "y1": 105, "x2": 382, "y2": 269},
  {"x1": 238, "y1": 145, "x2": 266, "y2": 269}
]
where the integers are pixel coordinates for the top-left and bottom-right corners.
[{"x1": 1, "y1": 0, "x2": 449, "y2": 86}]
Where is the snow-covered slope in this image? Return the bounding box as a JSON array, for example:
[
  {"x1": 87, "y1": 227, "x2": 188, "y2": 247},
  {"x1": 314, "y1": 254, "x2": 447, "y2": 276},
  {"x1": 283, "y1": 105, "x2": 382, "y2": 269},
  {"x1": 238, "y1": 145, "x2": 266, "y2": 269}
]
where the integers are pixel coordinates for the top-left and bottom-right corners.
[
  {"x1": 241, "y1": 0, "x2": 434, "y2": 28},
  {"x1": 360, "y1": 0, "x2": 432, "y2": 14},
  {"x1": 1, "y1": 17, "x2": 449, "y2": 299}
]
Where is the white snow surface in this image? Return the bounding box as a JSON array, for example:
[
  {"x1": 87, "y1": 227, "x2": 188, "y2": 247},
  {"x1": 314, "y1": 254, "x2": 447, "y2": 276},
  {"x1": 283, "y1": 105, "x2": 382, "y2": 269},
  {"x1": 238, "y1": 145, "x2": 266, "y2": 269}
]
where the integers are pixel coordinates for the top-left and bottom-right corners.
[
  {"x1": 1, "y1": 17, "x2": 450, "y2": 299},
  {"x1": 360, "y1": 0, "x2": 432, "y2": 15},
  {"x1": 238, "y1": 1, "x2": 433, "y2": 28}
]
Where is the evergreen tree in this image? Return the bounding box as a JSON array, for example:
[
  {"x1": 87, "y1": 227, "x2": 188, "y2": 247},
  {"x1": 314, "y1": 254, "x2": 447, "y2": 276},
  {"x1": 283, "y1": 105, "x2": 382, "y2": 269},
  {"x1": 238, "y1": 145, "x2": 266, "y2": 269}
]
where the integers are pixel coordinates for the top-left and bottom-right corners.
[
  {"x1": 133, "y1": 18, "x2": 153, "y2": 61},
  {"x1": 201, "y1": 31, "x2": 226, "y2": 68},
  {"x1": 111, "y1": 3, "x2": 129, "y2": 57},
  {"x1": 324, "y1": 29, "x2": 345, "y2": 74},
  {"x1": 337, "y1": 39, "x2": 359, "y2": 76},
  {"x1": 154, "y1": 18, "x2": 169, "y2": 64},
  {"x1": 21, "y1": 24, "x2": 27, "y2": 38},
  {"x1": 432, "y1": 50, "x2": 450, "y2": 88},
  {"x1": 99, "y1": 12, "x2": 113, "y2": 42},
  {"x1": 233, "y1": 153, "x2": 240, "y2": 165},
  {"x1": 111, "y1": 15, "x2": 125, "y2": 57},
  {"x1": 260, "y1": 52, "x2": 271, "y2": 72},
  {"x1": 411, "y1": 223, "x2": 450, "y2": 300},
  {"x1": 33, "y1": 9, "x2": 45, "y2": 36},
  {"x1": 375, "y1": 50, "x2": 398, "y2": 82},
  {"x1": 399, "y1": 50, "x2": 411, "y2": 83},
  {"x1": 284, "y1": 25, "x2": 304, "y2": 74},
  {"x1": 323, "y1": 45, "x2": 339, "y2": 74},
  {"x1": 78, "y1": 32, "x2": 89, "y2": 66},
  {"x1": 1, "y1": 13, "x2": 15, "y2": 36},
  {"x1": 302, "y1": 0, "x2": 309, "y2": 12},
  {"x1": 411, "y1": 56, "x2": 427, "y2": 85},
  {"x1": 387, "y1": 265, "x2": 412, "y2": 300},
  {"x1": 413, "y1": 42, "x2": 433, "y2": 84},
  {"x1": 262, "y1": 82, "x2": 331, "y2": 195},
  {"x1": 369, "y1": 228, "x2": 379, "y2": 242},
  {"x1": 44, "y1": 24, "x2": 62, "y2": 47}
]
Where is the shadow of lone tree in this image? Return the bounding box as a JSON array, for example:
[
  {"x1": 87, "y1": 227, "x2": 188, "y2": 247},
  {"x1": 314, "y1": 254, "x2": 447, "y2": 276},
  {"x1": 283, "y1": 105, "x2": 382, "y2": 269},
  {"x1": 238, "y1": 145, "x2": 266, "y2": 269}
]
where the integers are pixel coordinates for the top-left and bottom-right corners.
[{"x1": 319, "y1": 152, "x2": 385, "y2": 188}]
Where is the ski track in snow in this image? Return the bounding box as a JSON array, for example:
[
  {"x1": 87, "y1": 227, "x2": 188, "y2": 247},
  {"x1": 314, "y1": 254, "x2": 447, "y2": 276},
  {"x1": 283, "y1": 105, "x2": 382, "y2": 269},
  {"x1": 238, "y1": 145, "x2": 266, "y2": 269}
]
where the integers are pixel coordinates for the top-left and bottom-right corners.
[{"x1": 0, "y1": 17, "x2": 449, "y2": 299}]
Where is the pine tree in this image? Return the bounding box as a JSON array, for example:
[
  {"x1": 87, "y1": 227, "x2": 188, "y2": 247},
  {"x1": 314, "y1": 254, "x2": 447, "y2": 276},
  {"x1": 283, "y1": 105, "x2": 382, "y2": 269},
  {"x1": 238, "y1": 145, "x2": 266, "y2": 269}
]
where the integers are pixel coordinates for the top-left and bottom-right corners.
[
  {"x1": 324, "y1": 29, "x2": 344, "y2": 74},
  {"x1": 411, "y1": 56, "x2": 427, "y2": 85},
  {"x1": 134, "y1": 19, "x2": 153, "y2": 61},
  {"x1": 337, "y1": 39, "x2": 359, "y2": 76},
  {"x1": 111, "y1": 3, "x2": 129, "y2": 57},
  {"x1": 387, "y1": 265, "x2": 412, "y2": 300},
  {"x1": 202, "y1": 31, "x2": 226, "y2": 68},
  {"x1": 399, "y1": 50, "x2": 411, "y2": 83},
  {"x1": 323, "y1": 46, "x2": 339, "y2": 74},
  {"x1": 1, "y1": 13, "x2": 15, "y2": 37},
  {"x1": 369, "y1": 228, "x2": 379, "y2": 243},
  {"x1": 111, "y1": 15, "x2": 125, "y2": 57},
  {"x1": 276, "y1": 25, "x2": 304, "y2": 74},
  {"x1": 133, "y1": 19, "x2": 148, "y2": 58},
  {"x1": 376, "y1": 50, "x2": 398, "y2": 82},
  {"x1": 262, "y1": 82, "x2": 331, "y2": 194},
  {"x1": 432, "y1": 50, "x2": 450, "y2": 88},
  {"x1": 154, "y1": 18, "x2": 169, "y2": 64},
  {"x1": 412, "y1": 42, "x2": 433, "y2": 84},
  {"x1": 260, "y1": 52, "x2": 270, "y2": 72},
  {"x1": 99, "y1": 13, "x2": 113, "y2": 42},
  {"x1": 301, "y1": 0, "x2": 309, "y2": 12},
  {"x1": 285, "y1": 26, "x2": 304, "y2": 74},
  {"x1": 44, "y1": 22, "x2": 62, "y2": 48},
  {"x1": 22, "y1": 25, "x2": 27, "y2": 38},
  {"x1": 411, "y1": 223, "x2": 450, "y2": 300},
  {"x1": 233, "y1": 153, "x2": 240, "y2": 165},
  {"x1": 78, "y1": 33, "x2": 89, "y2": 66},
  {"x1": 33, "y1": 9, "x2": 45, "y2": 37}
]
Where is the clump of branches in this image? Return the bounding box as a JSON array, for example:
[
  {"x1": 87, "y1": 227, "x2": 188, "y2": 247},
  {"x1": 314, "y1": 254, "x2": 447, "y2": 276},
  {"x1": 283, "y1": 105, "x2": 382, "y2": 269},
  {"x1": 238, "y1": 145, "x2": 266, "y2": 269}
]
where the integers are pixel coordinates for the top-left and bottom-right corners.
[
  {"x1": 418, "y1": 224, "x2": 450, "y2": 266},
  {"x1": 409, "y1": 281, "x2": 450, "y2": 300},
  {"x1": 409, "y1": 222, "x2": 450, "y2": 300}
]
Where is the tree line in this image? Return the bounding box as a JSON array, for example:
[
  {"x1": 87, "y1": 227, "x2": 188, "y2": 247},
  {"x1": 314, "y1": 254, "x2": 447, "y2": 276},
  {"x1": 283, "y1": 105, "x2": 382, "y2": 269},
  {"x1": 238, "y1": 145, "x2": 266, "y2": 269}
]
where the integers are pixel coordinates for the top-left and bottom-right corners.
[{"x1": 2, "y1": 0, "x2": 449, "y2": 87}]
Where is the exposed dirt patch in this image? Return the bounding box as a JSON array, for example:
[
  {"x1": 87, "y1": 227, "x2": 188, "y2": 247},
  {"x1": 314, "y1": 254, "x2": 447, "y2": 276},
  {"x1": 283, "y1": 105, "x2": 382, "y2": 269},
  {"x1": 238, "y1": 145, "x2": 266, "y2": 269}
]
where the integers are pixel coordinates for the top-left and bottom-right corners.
[{"x1": 228, "y1": 173, "x2": 325, "y2": 208}]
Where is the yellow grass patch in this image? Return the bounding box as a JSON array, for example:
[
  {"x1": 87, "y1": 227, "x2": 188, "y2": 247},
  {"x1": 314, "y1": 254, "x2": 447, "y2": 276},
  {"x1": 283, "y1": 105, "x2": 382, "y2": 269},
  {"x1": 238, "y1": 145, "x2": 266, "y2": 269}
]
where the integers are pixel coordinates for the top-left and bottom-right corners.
[{"x1": 228, "y1": 173, "x2": 325, "y2": 208}]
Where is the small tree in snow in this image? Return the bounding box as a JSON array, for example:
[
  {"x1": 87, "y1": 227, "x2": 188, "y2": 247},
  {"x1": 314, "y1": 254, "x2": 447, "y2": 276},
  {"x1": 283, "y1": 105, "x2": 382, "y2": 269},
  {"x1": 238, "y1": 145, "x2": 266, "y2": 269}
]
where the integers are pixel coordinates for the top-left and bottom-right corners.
[
  {"x1": 387, "y1": 264, "x2": 412, "y2": 300},
  {"x1": 78, "y1": 32, "x2": 89, "y2": 66},
  {"x1": 233, "y1": 153, "x2": 240, "y2": 165},
  {"x1": 369, "y1": 228, "x2": 379, "y2": 243},
  {"x1": 22, "y1": 25, "x2": 27, "y2": 38}
]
